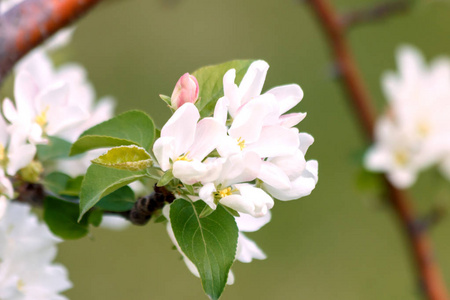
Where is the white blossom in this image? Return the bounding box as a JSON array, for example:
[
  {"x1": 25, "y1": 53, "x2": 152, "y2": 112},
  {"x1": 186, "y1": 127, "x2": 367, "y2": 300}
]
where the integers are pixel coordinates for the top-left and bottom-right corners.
[
  {"x1": 365, "y1": 45, "x2": 450, "y2": 188},
  {"x1": 0, "y1": 203, "x2": 72, "y2": 299}
]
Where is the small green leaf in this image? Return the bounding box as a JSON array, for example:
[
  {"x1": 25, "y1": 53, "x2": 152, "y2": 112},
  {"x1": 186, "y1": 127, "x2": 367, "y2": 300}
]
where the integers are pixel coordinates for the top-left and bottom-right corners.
[
  {"x1": 199, "y1": 204, "x2": 214, "y2": 218},
  {"x1": 70, "y1": 110, "x2": 155, "y2": 156},
  {"x1": 193, "y1": 60, "x2": 255, "y2": 117},
  {"x1": 96, "y1": 186, "x2": 135, "y2": 212},
  {"x1": 170, "y1": 198, "x2": 238, "y2": 300},
  {"x1": 43, "y1": 172, "x2": 71, "y2": 195},
  {"x1": 157, "y1": 169, "x2": 173, "y2": 186},
  {"x1": 185, "y1": 184, "x2": 195, "y2": 195},
  {"x1": 37, "y1": 136, "x2": 72, "y2": 161},
  {"x1": 44, "y1": 196, "x2": 90, "y2": 239},
  {"x1": 92, "y1": 146, "x2": 152, "y2": 171},
  {"x1": 159, "y1": 94, "x2": 172, "y2": 106},
  {"x1": 222, "y1": 205, "x2": 240, "y2": 217},
  {"x1": 60, "y1": 176, "x2": 84, "y2": 196},
  {"x1": 88, "y1": 209, "x2": 103, "y2": 227},
  {"x1": 79, "y1": 164, "x2": 147, "y2": 221}
]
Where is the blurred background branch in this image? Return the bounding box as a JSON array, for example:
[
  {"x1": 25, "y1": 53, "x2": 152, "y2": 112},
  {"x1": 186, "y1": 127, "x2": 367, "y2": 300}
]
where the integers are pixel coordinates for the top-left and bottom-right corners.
[
  {"x1": 340, "y1": 0, "x2": 412, "y2": 29},
  {"x1": 0, "y1": 0, "x2": 103, "y2": 85},
  {"x1": 307, "y1": 0, "x2": 449, "y2": 299}
]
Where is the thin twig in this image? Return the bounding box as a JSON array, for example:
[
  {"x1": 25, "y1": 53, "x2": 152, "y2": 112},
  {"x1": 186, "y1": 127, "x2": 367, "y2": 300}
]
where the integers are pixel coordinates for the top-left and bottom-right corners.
[
  {"x1": 0, "y1": 0, "x2": 103, "y2": 85},
  {"x1": 307, "y1": 0, "x2": 449, "y2": 299},
  {"x1": 340, "y1": 0, "x2": 411, "y2": 29}
]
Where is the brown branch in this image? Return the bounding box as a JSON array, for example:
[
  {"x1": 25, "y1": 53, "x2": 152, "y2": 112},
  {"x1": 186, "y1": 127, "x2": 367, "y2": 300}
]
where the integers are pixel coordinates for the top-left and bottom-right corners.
[
  {"x1": 307, "y1": 1, "x2": 449, "y2": 299},
  {"x1": 0, "y1": 0, "x2": 103, "y2": 85},
  {"x1": 340, "y1": 0, "x2": 411, "y2": 29},
  {"x1": 15, "y1": 181, "x2": 175, "y2": 226}
]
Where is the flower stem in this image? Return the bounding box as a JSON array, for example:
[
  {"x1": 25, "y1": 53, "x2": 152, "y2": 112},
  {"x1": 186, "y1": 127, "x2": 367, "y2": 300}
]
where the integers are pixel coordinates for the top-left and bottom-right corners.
[{"x1": 307, "y1": 0, "x2": 449, "y2": 299}]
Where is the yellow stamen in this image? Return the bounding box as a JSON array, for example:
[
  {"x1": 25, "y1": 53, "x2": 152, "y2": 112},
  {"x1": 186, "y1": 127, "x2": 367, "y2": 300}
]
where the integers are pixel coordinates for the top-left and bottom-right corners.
[
  {"x1": 218, "y1": 187, "x2": 233, "y2": 198},
  {"x1": 176, "y1": 152, "x2": 193, "y2": 162},
  {"x1": 394, "y1": 150, "x2": 409, "y2": 166},
  {"x1": 0, "y1": 144, "x2": 5, "y2": 162},
  {"x1": 35, "y1": 106, "x2": 50, "y2": 128},
  {"x1": 417, "y1": 121, "x2": 430, "y2": 138},
  {"x1": 237, "y1": 137, "x2": 246, "y2": 151},
  {"x1": 17, "y1": 279, "x2": 25, "y2": 291}
]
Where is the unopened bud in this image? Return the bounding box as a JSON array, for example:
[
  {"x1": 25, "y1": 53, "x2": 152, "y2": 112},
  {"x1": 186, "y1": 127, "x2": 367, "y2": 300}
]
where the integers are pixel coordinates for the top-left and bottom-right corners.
[
  {"x1": 19, "y1": 160, "x2": 43, "y2": 183},
  {"x1": 171, "y1": 73, "x2": 199, "y2": 109}
]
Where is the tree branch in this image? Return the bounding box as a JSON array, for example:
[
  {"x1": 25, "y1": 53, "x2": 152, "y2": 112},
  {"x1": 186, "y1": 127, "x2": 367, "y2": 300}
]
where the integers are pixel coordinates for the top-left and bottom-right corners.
[
  {"x1": 0, "y1": 0, "x2": 103, "y2": 85},
  {"x1": 340, "y1": 0, "x2": 411, "y2": 30},
  {"x1": 307, "y1": 0, "x2": 449, "y2": 299}
]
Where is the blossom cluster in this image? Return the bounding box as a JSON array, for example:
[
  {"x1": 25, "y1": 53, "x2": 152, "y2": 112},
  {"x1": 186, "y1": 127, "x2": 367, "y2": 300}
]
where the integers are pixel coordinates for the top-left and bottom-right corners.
[
  {"x1": 365, "y1": 46, "x2": 450, "y2": 188},
  {"x1": 0, "y1": 27, "x2": 116, "y2": 298},
  {"x1": 155, "y1": 61, "x2": 318, "y2": 280}
]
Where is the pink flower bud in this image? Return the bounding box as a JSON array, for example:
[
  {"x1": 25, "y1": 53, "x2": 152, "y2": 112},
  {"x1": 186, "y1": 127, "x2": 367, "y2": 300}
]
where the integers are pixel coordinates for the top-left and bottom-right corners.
[{"x1": 170, "y1": 73, "x2": 199, "y2": 109}]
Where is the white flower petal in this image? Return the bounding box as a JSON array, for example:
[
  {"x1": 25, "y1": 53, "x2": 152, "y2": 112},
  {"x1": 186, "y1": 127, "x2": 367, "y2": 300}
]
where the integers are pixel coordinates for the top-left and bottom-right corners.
[
  {"x1": 265, "y1": 84, "x2": 303, "y2": 114},
  {"x1": 188, "y1": 118, "x2": 226, "y2": 161},
  {"x1": 236, "y1": 211, "x2": 271, "y2": 232},
  {"x1": 236, "y1": 233, "x2": 266, "y2": 263}
]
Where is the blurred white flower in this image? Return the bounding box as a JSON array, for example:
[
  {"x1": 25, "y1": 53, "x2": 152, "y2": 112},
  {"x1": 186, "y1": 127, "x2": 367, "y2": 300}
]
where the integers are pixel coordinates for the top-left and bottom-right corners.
[
  {"x1": 0, "y1": 203, "x2": 72, "y2": 299},
  {"x1": 365, "y1": 45, "x2": 450, "y2": 188}
]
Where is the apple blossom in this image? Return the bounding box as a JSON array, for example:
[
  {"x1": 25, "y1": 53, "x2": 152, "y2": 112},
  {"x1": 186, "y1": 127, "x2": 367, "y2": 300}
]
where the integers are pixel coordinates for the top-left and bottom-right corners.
[{"x1": 365, "y1": 45, "x2": 450, "y2": 188}]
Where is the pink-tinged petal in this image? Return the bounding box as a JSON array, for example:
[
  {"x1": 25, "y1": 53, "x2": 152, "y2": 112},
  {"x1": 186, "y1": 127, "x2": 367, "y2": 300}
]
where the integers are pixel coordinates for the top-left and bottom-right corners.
[
  {"x1": 36, "y1": 81, "x2": 69, "y2": 110},
  {"x1": 270, "y1": 149, "x2": 306, "y2": 180},
  {"x1": 231, "y1": 184, "x2": 274, "y2": 217},
  {"x1": 221, "y1": 152, "x2": 261, "y2": 186},
  {"x1": 14, "y1": 71, "x2": 39, "y2": 120},
  {"x1": 264, "y1": 160, "x2": 318, "y2": 201},
  {"x1": 236, "y1": 211, "x2": 271, "y2": 232},
  {"x1": 2, "y1": 98, "x2": 19, "y2": 124},
  {"x1": 170, "y1": 73, "x2": 199, "y2": 109},
  {"x1": 47, "y1": 106, "x2": 87, "y2": 136},
  {"x1": 161, "y1": 103, "x2": 199, "y2": 157},
  {"x1": 153, "y1": 136, "x2": 175, "y2": 171},
  {"x1": 188, "y1": 118, "x2": 226, "y2": 161},
  {"x1": 198, "y1": 182, "x2": 217, "y2": 210},
  {"x1": 239, "y1": 60, "x2": 269, "y2": 106},
  {"x1": 258, "y1": 161, "x2": 291, "y2": 190},
  {"x1": 396, "y1": 45, "x2": 425, "y2": 82},
  {"x1": 214, "y1": 97, "x2": 229, "y2": 126},
  {"x1": 173, "y1": 160, "x2": 208, "y2": 185},
  {"x1": 265, "y1": 84, "x2": 303, "y2": 114},
  {"x1": 279, "y1": 112, "x2": 306, "y2": 128},
  {"x1": 0, "y1": 115, "x2": 8, "y2": 145},
  {"x1": 245, "y1": 126, "x2": 299, "y2": 158},
  {"x1": 217, "y1": 135, "x2": 241, "y2": 158},
  {"x1": 223, "y1": 69, "x2": 240, "y2": 117},
  {"x1": 7, "y1": 144, "x2": 36, "y2": 176},
  {"x1": 298, "y1": 132, "x2": 314, "y2": 155},
  {"x1": 236, "y1": 233, "x2": 266, "y2": 263},
  {"x1": 200, "y1": 157, "x2": 225, "y2": 184},
  {"x1": 229, "y1": 94, "x2": 278, "y2": 143}
]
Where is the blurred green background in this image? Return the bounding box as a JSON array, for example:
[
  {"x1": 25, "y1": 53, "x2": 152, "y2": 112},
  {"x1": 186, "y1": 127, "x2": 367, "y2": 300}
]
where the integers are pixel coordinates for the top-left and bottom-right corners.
[{"x1": 7, "y1": 0, "x2": 450, "y2": 299}]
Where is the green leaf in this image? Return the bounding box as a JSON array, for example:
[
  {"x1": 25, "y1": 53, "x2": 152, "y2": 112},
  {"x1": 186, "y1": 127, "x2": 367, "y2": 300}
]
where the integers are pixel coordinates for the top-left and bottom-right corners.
[
  {"x1": 60, "y1": 176, "x2": 84, "y2": 196},
  {"x1": 37, "y1": 136, "x2": 72, "y2": 161},
  {"x1": 199, "y1": 205, "x2": 215, "y2": 218},
  {"x1": 43, "y1": 172, "x2": 71, "y2": 195},
  {"x1": 193, "y1": 60, "x2": 255, "y2": 118},
  {"x1": 96, "y1": 186, "x2": 135, "y2": 212},
  {"x1": 44, "y1": 196, "x2": 90, "y2": 239},
  {"x1": 70, "y1": 110, "x2": 155, "y2": 156},
  {"x1": 92, "y1": 146, "x2": 153, "y2": 171},
  {"x1": 159, "y1": 94, "x2": 172, "y2": 106},
  {"x1": 79, "y1": 164, "x2": 147, "y2": 221},
  {"x1": 157, "y1": 169, "x2": 173, "y2": 186},
  {"x1": 88, "y1": 209, "x2": 103, "y2": 227},
  {"x1": 170, "y1": 199, "x2": 238, "y2": 300}
]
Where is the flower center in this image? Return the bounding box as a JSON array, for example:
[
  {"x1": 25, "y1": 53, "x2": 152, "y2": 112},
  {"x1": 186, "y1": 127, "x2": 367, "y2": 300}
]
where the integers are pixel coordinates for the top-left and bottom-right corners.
[
  {"x1": 35, "y1": 106, "x2": 50, "y2": 128},
  {"x1": 0, "y1": 144, "x2": 8, "y2": 169},
  {"x1": 176, "y1": 152, "x2": 192, "y2": 162},
  {"x1": 218, "y1": 187, "x2": 233, "y2": 198},
  {"x1": 394, "y1": 150, "x2": 409, "y2": 166},
  {"x1": 17, "y1": 279, "x2": 25, "y2": 291},
  {"x1": 417, "y1": 121, "x2": 430, "y2": 138},
  {"x1": 237, "y1": 137, "x2": 246, "y2": 151}
]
